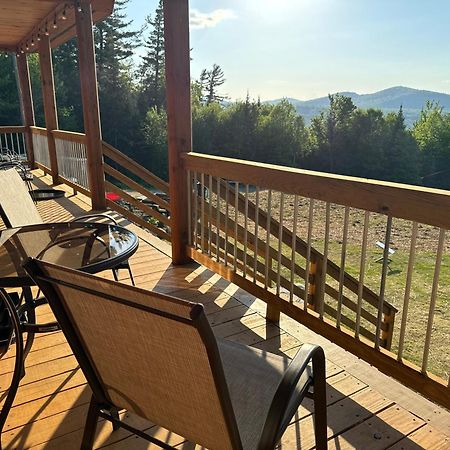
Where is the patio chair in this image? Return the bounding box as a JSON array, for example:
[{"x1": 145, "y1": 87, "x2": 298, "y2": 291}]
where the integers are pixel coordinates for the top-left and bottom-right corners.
[
  {"x1": 24, "y1": 258, "x2": 327, "y2": 450},
  {"x1": 0, "y1": 168, "x2": 134, "y2": 284}
]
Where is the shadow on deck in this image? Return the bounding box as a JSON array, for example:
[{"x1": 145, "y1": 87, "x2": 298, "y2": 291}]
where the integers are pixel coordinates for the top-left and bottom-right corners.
[{"x1": 1, "y1": 170, "x2": 449, "y2": 449}]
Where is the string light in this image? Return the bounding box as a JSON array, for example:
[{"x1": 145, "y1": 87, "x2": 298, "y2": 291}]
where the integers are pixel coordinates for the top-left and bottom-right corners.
[
  {"x1": 53, "y1": 15, "x2": 58, "y2": 29},
  {"x1": 44, "y1": 23, "x2": 50, "y2": 36},
  {"x1": 37, "y1": 33, "x2": 41, "y2": 42},
  {"x1": 31, "y1": 37, "x2": 35, "y2": 47},
  {"x1": 61, "y1": 5, "x2": 67, "y2": 20},
  {"x1": 25, "y1": 42, "x2": 29, "y2": 51}
]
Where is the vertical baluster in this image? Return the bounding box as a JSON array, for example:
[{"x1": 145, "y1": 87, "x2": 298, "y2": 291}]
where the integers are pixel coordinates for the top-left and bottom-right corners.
[
  {"x1": 304, "y1": 198, "x2": 314, "y2": 310},
  {"x1": 77, "y1": 142, "x2": 82, "y2": 186},
  {"x1": 290, "y1": 195, "x2": 299, "y2": 302},
  {"x1": 193, "y1": 171, "x2": 199, "y2": 250},
  {"x1": 422, "y1": 228, "x2": 445, "y2": 373},
  {"x1": 397, "y1": 221, "x2": 418, "y2": 360},
  {"x1": 200, "y1": 173, "x2": 205, "y2": 252},
  {"x1": 21, "y1": 132, "x2": 26, "y2": 158},
  {"x1": 276, "y1": 193, "x2": 284, "y2": 296},
  {"x1": 224, "y1": 180, "x2": 229, "y2": 266},
  {"x1": 7, "y1": 133, "x2": 13, "y2": 154},
  {"x1": 355, "y1": 210, "x2": 370, "y2": 339},
  {"x1": 336, "y1": 206, "x2": 350, "y2": 328},
  {"x1": 265, "y1": 190, "x2": 272, "y2": 289},
  {"x1": 14, "y1": 133, "x2": 20, "y2": 156},
  {"x1": 375, "y1": 216, "x2": 393, "y2": 350},
  {"x1": 187, "y1": 170, "x2": 192, "y2": 246},
  {"x1": 234, "y1": 182, "x2": 239, "y2": 271},
  {"x1": 83, "y1": 144, "x2": 87, "y2": 188},
  {"x1": 318, "y1": 202, "x2": 331, "y2": 318},
  {"x1": 208, "y1": 174, "x2": 213, "y2": 256},
  {"x1": 243, "y1": 184, "x2": 249, "y2": 278},
  {"x1": 216, "y1": 177, "x2": 221, "y2": 262},
  {"x1": 253, "y1": 187, "x2": 260, "y2": 283}
]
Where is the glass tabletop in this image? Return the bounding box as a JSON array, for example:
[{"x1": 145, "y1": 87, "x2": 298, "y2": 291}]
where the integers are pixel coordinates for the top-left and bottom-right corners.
[{"x1": 0, "y1": 222, "x2": 139, "y2": 287}]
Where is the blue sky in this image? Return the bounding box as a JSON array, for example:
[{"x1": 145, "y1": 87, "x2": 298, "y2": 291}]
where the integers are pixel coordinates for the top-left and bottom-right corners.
[{"x1": 126, "y1": 0, "x2": 450, "y2": 100}]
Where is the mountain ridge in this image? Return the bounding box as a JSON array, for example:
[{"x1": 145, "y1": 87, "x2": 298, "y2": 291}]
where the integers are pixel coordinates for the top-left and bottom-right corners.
[{"x1": 265, "y1": 86, "x2": 450, "y2": 126}]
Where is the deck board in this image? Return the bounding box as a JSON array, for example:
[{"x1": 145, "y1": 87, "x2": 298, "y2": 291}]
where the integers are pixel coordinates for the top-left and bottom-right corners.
[{"x1": 1, "y1": 170, "x2": 449, "y2": 449}]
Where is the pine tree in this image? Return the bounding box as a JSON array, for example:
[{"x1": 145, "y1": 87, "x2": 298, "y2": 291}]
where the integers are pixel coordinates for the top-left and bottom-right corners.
[
  {"x1": 93, "y1": 0, "x2": 140, "y2": 149},
  {"x1": 200, "y1": 64, "x2": 226, "y2": 104},
  {"x1": 139, "y1": 0, "x2": 165, "y2": 113}
]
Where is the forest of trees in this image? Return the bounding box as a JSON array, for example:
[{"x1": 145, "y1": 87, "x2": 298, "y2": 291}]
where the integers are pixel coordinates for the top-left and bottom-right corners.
[{"x1": 2, "y1": 0, "x2": 450, "y2": 189}]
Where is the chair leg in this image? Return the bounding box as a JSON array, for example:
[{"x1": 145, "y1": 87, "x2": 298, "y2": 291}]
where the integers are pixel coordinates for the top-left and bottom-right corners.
[
  {"x1": 111, "y1": 407, "x2": 120, "y2": 431},
  {"x1": 81, "y1": 395, "x2": 100, "y2": 450},
  {"x1": 313, "y1": 351, "x2": 328, "y2": 450},
  {"x1": 112, "y1": 268, "x2": 119, "y2": 282},
  {"x1": 127, "y1": 264, "x2": 135, "y2": 286}
]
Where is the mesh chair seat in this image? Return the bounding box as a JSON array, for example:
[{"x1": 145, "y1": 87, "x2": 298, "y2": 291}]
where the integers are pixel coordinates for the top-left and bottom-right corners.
[{"x1": 218, "y1": 339, "x2": 312, "y2": 450}]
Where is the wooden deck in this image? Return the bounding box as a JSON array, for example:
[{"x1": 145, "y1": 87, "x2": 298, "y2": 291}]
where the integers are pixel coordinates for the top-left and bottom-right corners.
[{"x1": 2, "y1": 170, "x2": 450, "y2": 449}]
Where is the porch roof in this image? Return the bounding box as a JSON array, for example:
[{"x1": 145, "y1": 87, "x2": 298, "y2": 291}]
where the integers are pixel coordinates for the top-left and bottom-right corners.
[{"x1": 0, "y1": 0, "x2": 115, "y2": 52}]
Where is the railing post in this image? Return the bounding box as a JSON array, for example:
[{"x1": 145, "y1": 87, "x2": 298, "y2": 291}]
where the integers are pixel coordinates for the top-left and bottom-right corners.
[
  {"x1": 15, "y1": 54, "x2": 35, "y2": 168},
  {"x1": 164, "y1": 0, "x2": 192, "y2": 264},
  {"x1": 308, "y1": 255, "x2": 324, "y2": 310},
  {"x1": 38, "y1": 35, "x2": 59, "y2": 183},
  {"x1": 75, "y1": 0, "x2": 106, "y2": 211}
]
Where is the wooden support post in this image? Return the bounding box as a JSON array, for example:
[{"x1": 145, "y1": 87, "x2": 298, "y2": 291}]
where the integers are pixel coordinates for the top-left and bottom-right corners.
[
  {"x1": 38, "y1": 35, "x2": 59, "y2": 183},
  {"x1": 16, "y1": 54, "x2": 35, "y2": 168},
  {"x1": 164, "y1": 0, "x2": 192, "y2": 264},
  {"x1": 75, "y1": 0, "x2": 106, "y2": 211}
]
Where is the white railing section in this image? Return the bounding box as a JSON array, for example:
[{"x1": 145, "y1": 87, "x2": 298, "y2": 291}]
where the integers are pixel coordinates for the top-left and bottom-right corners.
[
  {"x1": 31, "y1": 128, "x2": 50, "y2": 169},
  {"x1": 0, "y1": 128, "x2": 27, "y2": 162},
  {"x1": 55, "y1": 137, "x2": 88, "y2": 189}
]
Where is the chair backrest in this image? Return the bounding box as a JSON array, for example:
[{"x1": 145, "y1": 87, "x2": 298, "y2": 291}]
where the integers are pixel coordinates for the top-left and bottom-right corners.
[
  {"x1": 0, "y1": 169, "x2": 42, "y2": 227},
  {"x1": 25, "y1": 259, "x2": 243, "y2": 450}
]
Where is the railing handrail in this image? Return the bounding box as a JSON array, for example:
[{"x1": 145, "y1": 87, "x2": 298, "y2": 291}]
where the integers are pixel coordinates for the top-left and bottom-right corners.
[
  {"x1": 52, "y1": 129, "x2": 86, "y2": 144},
  {"x1": 102, "y1": 141, "x2": 169, "y2": 195},
  {"x1": 0, "y1": 126, "x2": 26, "y2": 134},
  {"x1": 30, "y1": 126, "x2": 48, "y2": 136},
  {"x1": 184, "y1": 152, "x2": 450, "y2": 230}
]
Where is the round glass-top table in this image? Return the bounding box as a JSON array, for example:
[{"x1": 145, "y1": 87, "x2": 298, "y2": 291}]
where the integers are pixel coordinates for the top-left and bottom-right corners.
[
  {"x1": 0, "y1": 221, "x2": 139, "y2": 288},
  {"x1": 0, "y1": 221, "x2": 139, "y2": 433}
]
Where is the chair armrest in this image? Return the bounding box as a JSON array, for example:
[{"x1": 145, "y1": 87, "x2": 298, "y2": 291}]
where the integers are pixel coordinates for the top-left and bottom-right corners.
[
  {"x1": 71, "y1": 214, "x2": 118, "y2": 225},
  {"x1": 258, "y1": 343, "x2": 325, "y2": 449}
]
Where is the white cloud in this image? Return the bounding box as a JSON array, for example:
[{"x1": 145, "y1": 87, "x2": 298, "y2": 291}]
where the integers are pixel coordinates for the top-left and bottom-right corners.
[{"x1": 190, "y1": 9, "x2": 237, "y2": 29}]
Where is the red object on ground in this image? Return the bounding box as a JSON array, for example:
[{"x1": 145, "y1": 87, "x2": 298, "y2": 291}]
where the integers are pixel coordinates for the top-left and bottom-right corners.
[{"x1": 106, "y1": 192, "x2": 120, "y2": 201}]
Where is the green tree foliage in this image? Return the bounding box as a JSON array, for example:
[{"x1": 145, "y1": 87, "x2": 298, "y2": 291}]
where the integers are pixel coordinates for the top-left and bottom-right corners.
[
  {"x1": 27, "y1": 53, "x2": 45, "y2": 127},
  {"x1": 306, "y1": 96, "x2": 420, "y2": 184},
  {"x1": 141, "y1": 107, "x2": 168, "y2": 179},
  {"x1": 0, "y1": 53, "x2": 21, "y2": 125},
  {"x1": 413, "y1": 102, "x2": 450, "y2": 188},
  {"x1": 53, "y1": 39, "x2": 83, "y2": 131},
  {"x1": 139, "y1": 0, "x2": 165, "y2": 114},
  {"x1": 94, "y1": 0, "x2": 140, "y2": 150},
  {"x1": 200, "y1": 64, "x2": 226, "y2": 104}
]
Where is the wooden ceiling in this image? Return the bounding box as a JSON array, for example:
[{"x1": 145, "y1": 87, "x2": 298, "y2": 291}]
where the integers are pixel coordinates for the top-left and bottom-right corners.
[{"x1": 0, "y1": 0, "x2": 115, "y2": 52}]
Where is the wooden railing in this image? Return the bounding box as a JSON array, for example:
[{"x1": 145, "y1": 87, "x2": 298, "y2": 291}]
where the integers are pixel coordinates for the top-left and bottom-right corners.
[
  {"x1": 184, "y1": 152, "x2": 450, "y2": 410},
  {"x1": 102, "y1": 141, "x2": 171, "y2": 241},
  {"x1": 0, "y1": 126, "x2": 27, "y2": 161},
  {"x1": 53, "y1": 129, "x2": 89, "y2": 192},
  {"x1": 30, "y1": 126, "x2": 50, "y2": 170},
  {"x1": 24, "y1": 127, "x2": 171, "y2": 240}
]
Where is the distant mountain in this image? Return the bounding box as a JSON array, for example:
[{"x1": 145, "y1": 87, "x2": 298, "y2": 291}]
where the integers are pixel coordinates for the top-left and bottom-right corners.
[{"x1": 265, "y1": 86, "x2": 450, "y2": 127}]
